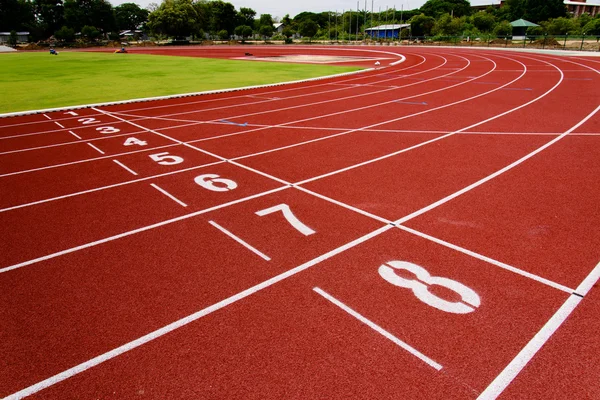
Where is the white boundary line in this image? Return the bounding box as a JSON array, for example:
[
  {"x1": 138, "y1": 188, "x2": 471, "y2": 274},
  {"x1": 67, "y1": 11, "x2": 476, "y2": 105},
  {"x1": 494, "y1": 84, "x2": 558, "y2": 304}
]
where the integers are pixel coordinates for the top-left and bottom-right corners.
[
  {"x1": 2, "y1": 225, "x2": 392, "y2": 400},
  {"x1": 53, "y1": 121, "x2": 65, "y2": 129},
  {"x1": 313, "y1": 287, "x2": 443, "y2": 370},
  {"x1": 477, "y1": 261, "x2": 600, "y2": 400},
  {"x1": 86, "y1": 143, "x2": 104, "y2": 155},
  {"x1": 68, "y1": 130, "x2": 82, "y2": 140},
  {"x1": 112, "y1": 159, "x2": 138, "y2": 176},
  {"x1": 208, "y1": 220, "x2": 270, "y2": 261},
  {"x1": 150, "y1": 183, "x2": 187, "y2": 207}
]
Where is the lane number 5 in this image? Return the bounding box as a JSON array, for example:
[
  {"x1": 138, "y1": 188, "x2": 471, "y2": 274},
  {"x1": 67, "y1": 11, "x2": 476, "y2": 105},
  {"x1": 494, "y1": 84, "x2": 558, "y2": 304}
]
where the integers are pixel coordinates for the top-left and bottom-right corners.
[{"x1": 378, "y1": 261, "x2": 480, "y2": 314}]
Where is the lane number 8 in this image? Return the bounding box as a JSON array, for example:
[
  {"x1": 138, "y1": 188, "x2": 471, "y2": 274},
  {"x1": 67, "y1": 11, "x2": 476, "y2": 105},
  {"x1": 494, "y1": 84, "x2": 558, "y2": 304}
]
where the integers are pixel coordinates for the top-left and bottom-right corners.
[{"x1": 378, "y1": 261, "x2": 480, "y2": 314}]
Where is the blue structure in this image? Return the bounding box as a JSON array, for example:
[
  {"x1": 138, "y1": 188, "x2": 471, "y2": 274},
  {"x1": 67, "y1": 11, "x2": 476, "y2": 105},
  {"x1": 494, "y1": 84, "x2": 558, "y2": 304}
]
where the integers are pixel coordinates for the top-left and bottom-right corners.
[{"x1": 365, "y1": 24, "x2": 410, "y2": 39}]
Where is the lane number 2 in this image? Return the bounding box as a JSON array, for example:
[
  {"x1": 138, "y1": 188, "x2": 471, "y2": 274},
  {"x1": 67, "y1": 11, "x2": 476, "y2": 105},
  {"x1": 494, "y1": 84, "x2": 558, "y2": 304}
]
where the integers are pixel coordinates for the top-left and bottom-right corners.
[
  {"x1": 256, "y1": 204, "x2": 316, "y2": 236},
  {"x1": 194, "y1": 174, "x2": 237, "y2": 192},
  {"x1": 378, "y1": 261, "x2": 480, "y2": 314}
]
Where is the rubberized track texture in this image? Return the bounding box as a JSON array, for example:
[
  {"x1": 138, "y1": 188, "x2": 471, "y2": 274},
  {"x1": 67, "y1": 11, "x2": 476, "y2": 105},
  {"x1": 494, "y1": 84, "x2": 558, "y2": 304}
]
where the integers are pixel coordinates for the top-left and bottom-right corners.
[{"x1": 1, "y1": 46, "x2": 599, "y2": 400}]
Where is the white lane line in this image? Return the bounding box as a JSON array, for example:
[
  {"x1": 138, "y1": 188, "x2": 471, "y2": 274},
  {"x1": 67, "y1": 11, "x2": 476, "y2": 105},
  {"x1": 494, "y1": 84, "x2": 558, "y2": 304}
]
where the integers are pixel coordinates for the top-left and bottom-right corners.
[
  {"x1": 313, "y1": 287, "x2": 443, "y2": 371},
  {"x1": 68, "y1": 130, "x2": 82, "y2": 140},
  {"x1": 395, "y1": 225, "x2": 574, "y2": 293},
  {"x1": 0, "y1": 186, "x2": 288, "y2": 274},
  {"x1": 87, "y1": 143, "x2": 104, "y2": 155},
  {"x1": 3, "y1": 225, "x2": 392, "y2": 400},
  {"x1": 0, "y1": 161, "x2": 224, "y2": 213},
  {"x1": 396, "y1": 104, "x2": 600, "y2": 225},
  {"x1": 208, "y1": 220, "x2": 270, "y2": 261},
  {"x1": 477, "y1": 261, "x2": 600, "y2": 400},
  {"x1": 150, "y1": 183, "x2": 187, "y2": 207},
  {"x1": 54, "y1": 121, "x2": 65, "y2": 129},
  {"x1": 112, "y1": 159, "x2": 138, "y2": 176},
  {"x1": 42, "y1": 114, "x2": 52, "y2": 120}
]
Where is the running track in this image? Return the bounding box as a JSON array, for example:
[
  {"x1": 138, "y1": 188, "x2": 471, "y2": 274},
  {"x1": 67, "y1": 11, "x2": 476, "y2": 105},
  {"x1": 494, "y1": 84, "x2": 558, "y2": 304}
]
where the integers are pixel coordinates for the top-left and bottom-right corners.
[{"x1": 1, "y1": 46, "x2": 599, "y2": 399}]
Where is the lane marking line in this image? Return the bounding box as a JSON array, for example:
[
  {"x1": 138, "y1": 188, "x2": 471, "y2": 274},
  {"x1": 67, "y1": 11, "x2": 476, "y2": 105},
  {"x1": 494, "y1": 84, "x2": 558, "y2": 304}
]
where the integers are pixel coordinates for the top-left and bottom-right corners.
[
  {"x1": 395, "y1": 104, "x2": 600, "y2": 225},
  {"x1": 54, "y1": 121, "x2": 65, "y2": 129},
  {"x1": 42, "y1": 114, "x2": 51, "y2": 120},
  {"x1": 150, "y1": 183, "x2": 187, "y2": 208},
  {"x1": 0, "y1": 186, "x2": 289, "y2": 274},
  {"x1": 478, "y1": 261, "x2": 600, "y2": 400},
  {"x1": 87, "y1": 143, "x2": 104, "y2": 155},
  {"x1": 208, "y1": 220, "x2": 270, "y2": 261},
  {"x1": 395, "y1": 225, "x2": 574, "y2": 293},
  {"x1": 313, "y1": 287, "x2": 443, "y2": 371},
  {"x1": 68, "y1": 130, "x2": 82, "y2": 140},
  {"x1": 2, "y1": 225, "x2": 392, "y2": 400},
  {"x1": 112, "y1": 159, "x2": 138, "y2": 176}
]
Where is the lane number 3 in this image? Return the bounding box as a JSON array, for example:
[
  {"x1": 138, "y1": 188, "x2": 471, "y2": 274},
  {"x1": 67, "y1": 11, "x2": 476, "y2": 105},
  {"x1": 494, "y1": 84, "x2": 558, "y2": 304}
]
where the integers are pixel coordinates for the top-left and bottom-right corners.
[{"x1": 378, "y1": 261, "x2": 480, "y2": 314}]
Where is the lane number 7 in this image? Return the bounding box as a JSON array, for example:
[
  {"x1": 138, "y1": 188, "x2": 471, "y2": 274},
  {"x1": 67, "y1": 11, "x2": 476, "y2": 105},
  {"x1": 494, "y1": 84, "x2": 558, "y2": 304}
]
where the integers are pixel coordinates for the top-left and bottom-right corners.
[{"x1": 255, "y1": 204, "x2": 316, "y2": 236}]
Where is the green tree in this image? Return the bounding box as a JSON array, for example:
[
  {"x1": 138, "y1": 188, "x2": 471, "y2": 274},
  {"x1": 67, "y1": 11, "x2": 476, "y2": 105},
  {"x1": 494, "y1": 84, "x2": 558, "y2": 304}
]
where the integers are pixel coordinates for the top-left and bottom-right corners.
[
  {"x1": 8, "y1": 30, "x2": 18, "y2": 46},
  {"x1": 409, "y1": 13, "x2": 435, "y2": 36},
  {"x1": 81, "y1": 24, "x2": 100, "y2": 40},
  {"x1": 147, "y1": 0, "x2": 198, "y2": 38},
  {"x1": 432, "y1": 13, "x2": 465, "y2": 36},
  {"x1": 258, "y1": 13, "x2": 273, "y2": 28},
  {"x1": 420, "y1": 0, "x2": 471, "y2": 18},
  {"x1": 234, "y1": 24, "x2": 252, "y2": 41},
  {"x1": 236, "y1": 7, "x2": 255, "y2": 27},
  {"x1": 208, "y1": 0, "x2": 236, "y2": 35},
  {"x1": 298, "y1": 19, "x2": 318, "y2": 41},
  {"x1": 217, "y1": 28, "x2": 228, "y2": 39},
  {"x1": 64, "y1": 0, "x2": 115, "y2": 33},
  {"x1": 115, "y1": 3, "x2": 149, "y2": 31},
  {"x1": 472, "y1": 11, "x2": 495, "y2": 32},
  {"x1": 258, "y1": 23, "x2": 273, "y2": 39},
  {"x1": 545, "y1": 17, "x2": 577, "y2": 35},
  {"x1": 582, "y1": 18, "x2": 600, "y2": 35},
  {"x1": 0, "y1": 0, "x2": 35, "y2": 32},
  {"x1": 54, "y1": 25, "x2": 75, "y2": 40},
  {"x1": 524, "y1": 0, "x2": 566, "y2": 24},
  {"x1": 32, "y1": 0, "x2": 65, "y2": 37},
  {"x1": 493, "y1": 20, "x2": 513, "y2": 36}
]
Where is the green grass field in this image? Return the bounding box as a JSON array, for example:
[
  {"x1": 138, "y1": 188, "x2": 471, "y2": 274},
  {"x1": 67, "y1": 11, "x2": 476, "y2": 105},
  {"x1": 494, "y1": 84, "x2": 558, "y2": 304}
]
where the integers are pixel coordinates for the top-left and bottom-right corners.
[{"x1": 0, "y1": 51, "x2": 362, "y2": 114}]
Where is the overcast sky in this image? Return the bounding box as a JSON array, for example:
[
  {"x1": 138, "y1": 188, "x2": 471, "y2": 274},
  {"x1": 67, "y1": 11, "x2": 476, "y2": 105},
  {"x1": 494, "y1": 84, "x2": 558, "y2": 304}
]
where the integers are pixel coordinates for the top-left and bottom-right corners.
[{"x1": 110, "y1": 0, "x2": 502, "y2": 19}]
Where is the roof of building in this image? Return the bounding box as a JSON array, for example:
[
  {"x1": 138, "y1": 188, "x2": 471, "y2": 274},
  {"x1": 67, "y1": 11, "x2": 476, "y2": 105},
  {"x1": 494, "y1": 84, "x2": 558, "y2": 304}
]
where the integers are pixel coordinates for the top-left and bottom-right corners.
[
  {"x1": 564, "y1": 0, "x2": 600, "y2": 5},
  {"x1": 365, "y1": 24, "x2": 410, "y2": 31},
  {"x1": 273, "y1": 23, "x2": 284, "y2": 29},
  {"x1": 510, "y1": 19, "x2": 539, "y2": 27}
]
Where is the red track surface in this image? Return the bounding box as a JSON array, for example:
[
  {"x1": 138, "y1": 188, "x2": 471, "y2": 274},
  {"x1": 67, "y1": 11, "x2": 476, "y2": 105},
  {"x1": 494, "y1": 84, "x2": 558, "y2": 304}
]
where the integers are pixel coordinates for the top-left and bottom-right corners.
[{"x1": 1, "y1": 46, "x2": 599, "y2": 399}]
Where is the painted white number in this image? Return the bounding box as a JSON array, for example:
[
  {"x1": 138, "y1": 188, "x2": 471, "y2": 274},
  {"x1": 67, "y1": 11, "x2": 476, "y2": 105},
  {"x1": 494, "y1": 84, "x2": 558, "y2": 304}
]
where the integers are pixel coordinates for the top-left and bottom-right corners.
[
  {"x1": 378, "y1": 261, "x2": 480, "y2": 314},
  {"x1": 64, "y1": 111, "x2": 78, "y2": 116},
  {"x1": 194, "y1": 174, "x2": 237, "y2": 192},
  {"x1": 78, "y1": 117, "x2": 98, "y2": 125},
  {"x1": 123, "y1": 137, "x2": 147, "y2": 146},
  {"x1": 96, "y1": 126, "x2": 120, "y2": 134},
  {"x1": 149, "y1": 152, "x2": 184, "y2": 165},
  {"x1": 255, "y1": 203, "x2": 316, "y2": 236}
]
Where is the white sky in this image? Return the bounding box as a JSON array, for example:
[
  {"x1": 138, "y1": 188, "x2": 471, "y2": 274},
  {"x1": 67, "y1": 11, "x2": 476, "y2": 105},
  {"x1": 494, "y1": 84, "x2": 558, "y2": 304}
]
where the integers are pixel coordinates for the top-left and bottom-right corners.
[{"x1": 109, "y1": 0, "x2": 503, "y2": 19}]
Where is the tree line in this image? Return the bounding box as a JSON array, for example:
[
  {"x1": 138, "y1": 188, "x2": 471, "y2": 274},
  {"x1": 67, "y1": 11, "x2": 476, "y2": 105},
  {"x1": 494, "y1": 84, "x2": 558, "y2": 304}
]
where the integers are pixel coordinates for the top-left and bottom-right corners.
[{"x1": 1, "y1": 0, "x2": 599, "y2": 44}]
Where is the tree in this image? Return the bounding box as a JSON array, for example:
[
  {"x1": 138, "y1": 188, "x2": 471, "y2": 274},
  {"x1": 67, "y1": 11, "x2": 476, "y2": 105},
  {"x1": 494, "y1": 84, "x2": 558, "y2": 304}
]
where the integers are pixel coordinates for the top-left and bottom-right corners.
[
  {"x1": 545, "y1": 17, "x2": 577, "y2": 35},
  {"x1": 147, "y1": 0, "x2": 199, "y2": 38},
  {"x1": 81, "y1": 24, "x2": 100, "y2": 40},
  {"x1": 54, "y1": 25, "x2": 75, "y2": 40},
  {"x1": 217, "y1": 28, "x2": 228, "y2": 39},
  {"x1": 432, "y1": 13, "x2": 465, "y2": 36},
  {"x1": 582, "y1": 18, "x2": 600, "y2": 35},
  {"x1": 64, "y1": 0, "x2": 115, "y2": 33},
  {"x1": 236, "y1": 7, "x2": 255, "y2": 27},
  {"x1": 409, "y1": 13, "x2": 435, "y2": 36},
  {"x1": 524, "y1": 0, "x2": 566, "y2": 24},
  {"x1": 420, "y1": 0, "x2": 471, "y2": 18},
  {"x1": 258, "y1": 13, "x2": 273, "y2": 28},
  {"x1": 298, "y1": 19, "x2": 318, "y2": 41},
  {"x1": 0, "y1": 0, "x2": 35, "y2": 32},
  {"x1": 258, "y1": 23, "x2": 273, "y2": 39},
  {"x1": 31, "y1": 0, "x2": 65, "y2": 37},
  {"x1": 115, "y1": 3, "x2": 149, "y2": 31},
  {"x1": 472, "y1": 11, "x2": 495, "y2": 32},
  {"x1": 493, "y1": 20, "x2": 513, "y2": 36},
  {"x1": 8, "y1": 30, "x2": 18, "y2": 46},
  {"x1": 208, "y1": 0, "x2": 236, "y2": 35},
  {"x1": 234, "y1": 24, "x2": 252, "y2": 41}
]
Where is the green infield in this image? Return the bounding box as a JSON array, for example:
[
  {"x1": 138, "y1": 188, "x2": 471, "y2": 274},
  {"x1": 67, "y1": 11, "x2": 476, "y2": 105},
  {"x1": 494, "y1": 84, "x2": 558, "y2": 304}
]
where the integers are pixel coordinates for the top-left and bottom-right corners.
[{"x1": 0, "y1": 51, "x2": 362, "y2": 113}]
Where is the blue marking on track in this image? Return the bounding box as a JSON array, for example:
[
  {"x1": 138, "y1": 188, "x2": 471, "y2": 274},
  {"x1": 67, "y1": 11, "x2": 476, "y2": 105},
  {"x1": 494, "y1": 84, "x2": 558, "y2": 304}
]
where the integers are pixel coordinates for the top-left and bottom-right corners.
[
  {"x1": 220, "y1": 119, "x2": 248, "y2": 126},
  {"x1": 395, "y1": 101, "x2": 428, "y2": 105}
]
